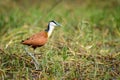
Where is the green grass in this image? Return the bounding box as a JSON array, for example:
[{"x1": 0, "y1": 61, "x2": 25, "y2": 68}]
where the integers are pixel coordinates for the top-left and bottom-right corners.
[{"x1": 0, "y1": 0, "x2": 120, "y2": 80}]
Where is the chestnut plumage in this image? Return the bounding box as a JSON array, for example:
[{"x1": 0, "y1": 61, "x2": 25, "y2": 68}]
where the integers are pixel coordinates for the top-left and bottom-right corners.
[{"x1": 22, "y1": 31, "x2": 48, "y2": 49}]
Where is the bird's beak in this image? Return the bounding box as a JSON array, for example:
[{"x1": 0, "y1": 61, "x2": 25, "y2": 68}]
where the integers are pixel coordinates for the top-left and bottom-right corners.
[{"x1": 56, "y1": 22, "x2": 62, "y2": 27}]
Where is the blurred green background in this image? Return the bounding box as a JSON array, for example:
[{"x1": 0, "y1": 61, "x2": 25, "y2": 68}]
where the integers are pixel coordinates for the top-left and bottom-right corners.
[{"x1": 0, "y1": 0, "x2": 120, "y2": 80}]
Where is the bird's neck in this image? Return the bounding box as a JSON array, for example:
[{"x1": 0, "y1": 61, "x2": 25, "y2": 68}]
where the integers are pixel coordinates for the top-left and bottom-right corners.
[{"x1": 46, "y1": 25, "x2": 55, "y2": 38}]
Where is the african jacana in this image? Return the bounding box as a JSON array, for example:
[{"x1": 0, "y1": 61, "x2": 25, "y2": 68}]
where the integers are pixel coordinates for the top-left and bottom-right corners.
[
  {"x1": 22, "y1": 20, "x2": 61, "y2": 49},
  {"x1": 21, "y1": 20, "x2": 61, "y2": 70}
]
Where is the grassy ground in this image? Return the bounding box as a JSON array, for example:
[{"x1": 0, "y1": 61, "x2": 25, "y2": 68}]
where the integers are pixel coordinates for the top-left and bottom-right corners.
[{"x1": 0, "y1": 0, "x2": 120, "y2": 80}]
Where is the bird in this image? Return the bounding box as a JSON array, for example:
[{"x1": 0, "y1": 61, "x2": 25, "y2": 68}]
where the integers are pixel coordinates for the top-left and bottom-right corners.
[
  {"x1": 21, "y1": 20, "x2": 61, "y2": 49},
  {"x1": 21, "y1": 20, "x2": 61, "y2": 70}
]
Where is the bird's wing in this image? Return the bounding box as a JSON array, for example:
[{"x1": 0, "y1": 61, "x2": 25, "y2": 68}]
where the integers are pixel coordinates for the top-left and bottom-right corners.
[
  {"x1": 28, "y1": 31, "x2": 48, "y2": 40},
  {"x1": 22, "y1": 31, "x2": 48, "y2": 46}
]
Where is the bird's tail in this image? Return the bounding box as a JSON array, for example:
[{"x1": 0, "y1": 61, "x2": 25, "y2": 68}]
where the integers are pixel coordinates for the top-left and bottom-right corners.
[{"x1": 21, "y1": 40, "x2": 24, "y2": 44}]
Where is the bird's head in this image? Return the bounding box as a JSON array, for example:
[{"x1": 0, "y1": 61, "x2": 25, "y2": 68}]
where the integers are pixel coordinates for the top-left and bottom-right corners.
[
  {"x1": 49, "y1": 20, "x2": 61, "y2": 27},
  {"x1": 45, "y1": 20, "x2": 61, "y2": 37},
  {"x1": 45, "y1": 20, "x2": 61, "y2": 32}
]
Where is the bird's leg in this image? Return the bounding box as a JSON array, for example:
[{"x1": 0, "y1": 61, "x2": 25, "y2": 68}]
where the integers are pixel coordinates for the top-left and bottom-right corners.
[{"x1": 24, "y1": 47, "x2": 39, "y2": 70}]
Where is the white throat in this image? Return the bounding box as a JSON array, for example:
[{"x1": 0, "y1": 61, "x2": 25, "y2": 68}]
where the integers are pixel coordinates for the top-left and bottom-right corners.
[{"x1": 48, "y1": 25, "x2": 55, "y2": 37}]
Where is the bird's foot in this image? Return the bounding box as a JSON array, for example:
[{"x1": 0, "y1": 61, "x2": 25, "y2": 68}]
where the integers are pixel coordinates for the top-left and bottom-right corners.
[{"x1": 24, "y1": 47, "x2": 40, "y2": 70}]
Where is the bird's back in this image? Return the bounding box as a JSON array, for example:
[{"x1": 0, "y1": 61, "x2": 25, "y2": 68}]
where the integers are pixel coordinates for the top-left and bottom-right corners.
[{"x1": 22, "y1": 31, "x2": 48, "y2": 49}]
